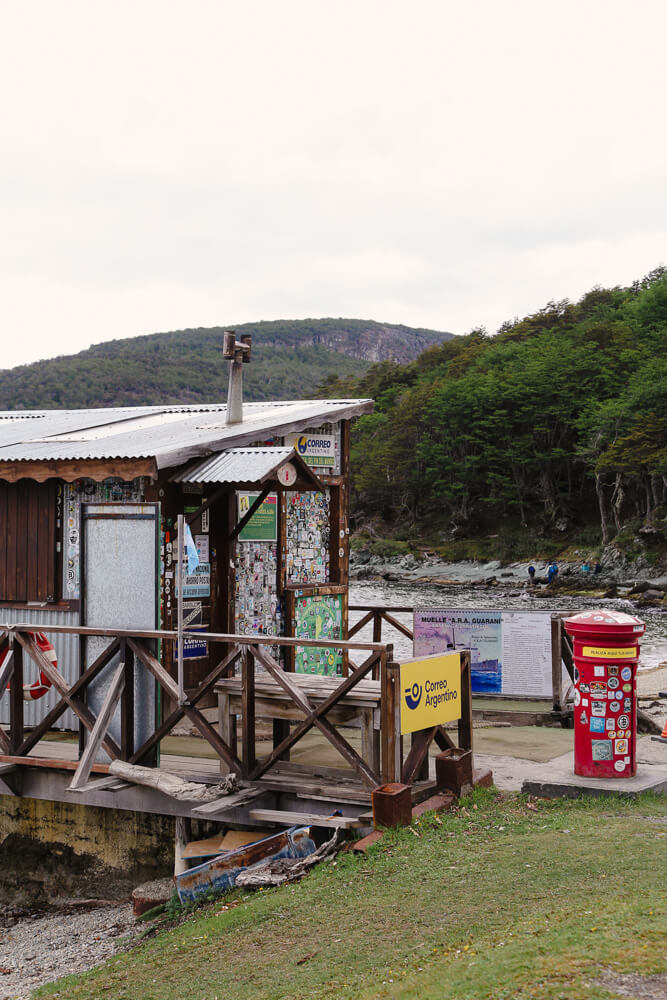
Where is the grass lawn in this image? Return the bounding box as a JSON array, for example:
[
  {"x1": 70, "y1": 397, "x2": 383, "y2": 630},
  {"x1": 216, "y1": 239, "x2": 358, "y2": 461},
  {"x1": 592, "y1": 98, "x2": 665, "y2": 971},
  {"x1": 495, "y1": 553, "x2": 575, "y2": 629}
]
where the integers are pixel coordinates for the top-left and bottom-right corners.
[{"x1": 35, "y1": 789, "x2": 666, "y2": 1000}]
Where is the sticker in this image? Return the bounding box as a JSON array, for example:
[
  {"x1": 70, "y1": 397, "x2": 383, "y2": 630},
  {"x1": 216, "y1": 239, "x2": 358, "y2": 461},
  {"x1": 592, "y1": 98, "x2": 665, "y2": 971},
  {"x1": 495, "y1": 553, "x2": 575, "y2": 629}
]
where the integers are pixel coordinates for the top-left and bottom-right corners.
[
  {"x1": 608, "y1": 731, "x2": 616, "y2": 739},
  {"x1": 582, "y1": 698, "x2": 589, "y2": 706},
  {"x1": 621, "y1": 666, "x2": 632, "y2": 681},
  {"x1": 590, "y1": 682, "x2": 607, "y2": 696},
  {"x1": 624, "y1": 698, "x2": 632, "y2": 712},
  {"x1": 614, "y1": 739, "x2": 628, "y2": 755},
  {"x1": 607, "y1": 691, "x2": 615, "y2": 700},
  {"x1": 591, "y1": 700, "x2": 606, "y2": 716},
  {"x1": 580, "y1": 683, "x2": 590, "y2": 694},
  {"x1": 574, "y1": 689, "x2": 581, "y2": 706},
  {"x1": 614, "y1": 760, "x2": 626, "y2": 772},
  {"x1": 605, "y1": 718, "x2": 615, "y2": 730},
  {"x1": 617, "y1": 714, "x2": 630, "y2": 730},
  {"x1": 609, "y1": 701, "x2": 620, "y2": 713},
  {"x1": 594, "y1": 665, "x2": 605, "y2": 678},
  {"x1": 580, "y1": 711, "x2": 588, "y2": 725},
  {"x1": 607, "y1": 677, "x2": 619, "y2": 690},
  {"x1": 574, "y1": 666, "x2": 580, "y2": 683},
  {"x1": 590, "y1": 717, "x2": 605, "y2": 733},
  {"x1": 592, "y1": 741, "x2": 613, "y2": 761},
  {"x1": 622, "y1": 683, "x2": 632, "y2": 693},
  {"x1": 607, "y1": 665, "x2": 619, "y2": 677},
  {"x1": 624, "y1": 756, "x2": 630, "y2": 764}
]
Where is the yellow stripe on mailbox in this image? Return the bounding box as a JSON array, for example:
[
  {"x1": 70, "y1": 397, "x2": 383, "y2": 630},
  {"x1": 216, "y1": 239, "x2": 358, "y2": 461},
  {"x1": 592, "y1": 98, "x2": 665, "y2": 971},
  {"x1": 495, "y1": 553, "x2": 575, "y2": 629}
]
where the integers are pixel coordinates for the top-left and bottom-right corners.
[
  {"x1": 581, "y1": 646, "x2": 637, "y2": 659},
  {"x1": 400, "y1": 652, "x2": 461, "y2": 735}
]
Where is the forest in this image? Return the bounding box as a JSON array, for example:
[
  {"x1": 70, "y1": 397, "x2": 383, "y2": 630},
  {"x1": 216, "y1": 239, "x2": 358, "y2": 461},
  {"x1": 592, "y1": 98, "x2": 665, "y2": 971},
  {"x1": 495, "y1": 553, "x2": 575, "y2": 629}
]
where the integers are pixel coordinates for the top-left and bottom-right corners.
[{"x1": 321, "y1": 268, "x2": 666, "y2": 556}]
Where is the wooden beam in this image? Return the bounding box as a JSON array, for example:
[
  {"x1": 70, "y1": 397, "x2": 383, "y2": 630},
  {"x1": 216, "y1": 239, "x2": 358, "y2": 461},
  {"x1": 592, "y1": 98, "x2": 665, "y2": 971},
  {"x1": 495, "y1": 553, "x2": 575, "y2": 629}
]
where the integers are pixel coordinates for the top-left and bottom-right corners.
[
  {"x1": 191, "y1": 786, "x2": 265, "y2": 817},
  {"x1": 229, "y1": 485, "x2": 272, "y2": 542},
  {"x1": 0, "y1": 458, "x2": 156, "y2": 484},
  {"x1": 0, "y1": 754, "x2": 110, "y2": 774},
  {"x1": 9, "y1": 639, "x2": 23, "y2": 753},
  {"x1": 458, "y1": 650, "x2": 473, "y2": 753},
  {"x1": 248, "y1": 808, "x2": 362, "y2": 829},
  {"x1": 381, "y1": 651, "x2": 401, "y2": 784},
  {"x1": 241, "y1": 647, "x2": 256, "y2": 774},
  {"x1": 402, "y1": 727, "x2": 438, "y2": 785},
  {"x1": 68, "y1": 663, "x2": 125, "y2": 791}
]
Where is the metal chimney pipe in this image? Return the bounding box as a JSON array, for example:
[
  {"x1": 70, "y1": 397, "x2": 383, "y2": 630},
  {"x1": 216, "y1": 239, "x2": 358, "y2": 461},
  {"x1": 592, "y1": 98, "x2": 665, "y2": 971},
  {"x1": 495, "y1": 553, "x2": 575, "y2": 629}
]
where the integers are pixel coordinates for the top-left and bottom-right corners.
[{"x1": 223, "y1": 331, "x2": 251, "y2": 425}]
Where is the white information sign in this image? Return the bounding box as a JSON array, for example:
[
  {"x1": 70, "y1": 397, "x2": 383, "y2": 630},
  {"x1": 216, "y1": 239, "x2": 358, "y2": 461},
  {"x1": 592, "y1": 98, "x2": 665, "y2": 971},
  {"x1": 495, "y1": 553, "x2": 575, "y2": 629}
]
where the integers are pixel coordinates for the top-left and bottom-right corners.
[{"x1": 413, "y1": 608, "x2": 555, "y2": 698}]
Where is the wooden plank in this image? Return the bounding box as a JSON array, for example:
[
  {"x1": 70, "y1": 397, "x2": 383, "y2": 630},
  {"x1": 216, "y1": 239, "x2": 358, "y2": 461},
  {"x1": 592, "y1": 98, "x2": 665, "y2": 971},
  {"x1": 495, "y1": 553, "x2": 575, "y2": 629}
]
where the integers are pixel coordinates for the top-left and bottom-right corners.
[
  {"x1": 68, "y1": 775, "x2": 130, "y2": 794},
  {"x1": 120, "y1": 640, "x2": 134, "y2": 760},
  {"x1": 190, "y1": 786, "x2": 266, "y2": 817},
  {"x1": 248, "y1": 808, "x2": 362, "y2": 829},
  {"x1": 0, "y1": 754, "x2": 111, "y2": 774},
  {"x1": 0, "y1": 728, "x2": 10, "y2": 754},
  {"x1": 6, "y1": 485, "x2": 17, "y2": 600},
  {"x1": 0, "y1": 486, "x2": 6, "y2": 597},
  {"x1": 381, "y1": 652, "x2": 401, "y2": 784},
  {"x1": 347, "y1": 610, "x2": 375, "y2": 639},
  {"x1": 402, "y1": 726, "x2": 437, "y2": 785},
  {"x1": 9, "y1": 639, "x2": 23, "y2": 753},
  {"x1": 0, "y1": 648, "x2": 14, "y2": 691},
  {"x1": 241, "y1": 647, "x2": 256, "y2": 773},
  {"x1": 458, "y1": 650, "x2": 473, "y2": 753},
  {"x1": 0, "y1": 762, "x2": 16, "y2": 775},
  {"x1": 15, "y1": 481, "x2": 28, "y2": 601},
  {"x1": 0, "y1": 458, "x2": 157, "y2": 484},
  {"x1": 69, "y1": 662, "x2": 125, "y2": 791}
]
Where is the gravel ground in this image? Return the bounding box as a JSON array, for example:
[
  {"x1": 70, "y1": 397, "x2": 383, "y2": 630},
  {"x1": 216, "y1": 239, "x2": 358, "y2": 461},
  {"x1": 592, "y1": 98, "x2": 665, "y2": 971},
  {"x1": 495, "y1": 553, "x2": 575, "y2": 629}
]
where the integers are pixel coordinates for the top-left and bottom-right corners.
[{"x1": 0, "y1": 902, "x2": 140, "y2": 1000}]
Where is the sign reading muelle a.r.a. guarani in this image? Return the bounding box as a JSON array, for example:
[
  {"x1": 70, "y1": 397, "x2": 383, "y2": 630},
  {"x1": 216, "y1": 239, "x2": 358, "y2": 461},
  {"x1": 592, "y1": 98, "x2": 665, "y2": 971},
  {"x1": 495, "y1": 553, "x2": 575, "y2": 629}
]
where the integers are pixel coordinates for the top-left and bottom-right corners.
[{"x1": 399, "y1": 652, "x2": 461, "y2": 735}]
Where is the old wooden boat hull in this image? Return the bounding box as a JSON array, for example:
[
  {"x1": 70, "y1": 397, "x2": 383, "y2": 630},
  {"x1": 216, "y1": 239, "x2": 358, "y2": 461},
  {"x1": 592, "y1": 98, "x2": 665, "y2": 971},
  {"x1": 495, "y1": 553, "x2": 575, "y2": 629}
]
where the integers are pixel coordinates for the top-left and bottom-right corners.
[{"x1": 175, "y1": 826, "x2": 316, "y2": 903}]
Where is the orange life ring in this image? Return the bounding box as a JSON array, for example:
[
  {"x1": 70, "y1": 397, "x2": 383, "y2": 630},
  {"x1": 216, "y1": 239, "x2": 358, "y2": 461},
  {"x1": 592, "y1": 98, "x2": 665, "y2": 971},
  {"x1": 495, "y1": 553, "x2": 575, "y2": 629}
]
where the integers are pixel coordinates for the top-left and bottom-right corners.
[{"x1": 1, "y1": 631, "x2": 55, "y2": 701}]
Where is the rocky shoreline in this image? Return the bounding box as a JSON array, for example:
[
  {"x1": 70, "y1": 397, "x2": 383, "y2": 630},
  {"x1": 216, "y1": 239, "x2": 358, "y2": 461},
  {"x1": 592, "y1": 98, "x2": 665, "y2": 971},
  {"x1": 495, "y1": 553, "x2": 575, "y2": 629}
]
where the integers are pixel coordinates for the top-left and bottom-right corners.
[{"x1": 350, "y1": 548, "x2": 667, "y2": 605}]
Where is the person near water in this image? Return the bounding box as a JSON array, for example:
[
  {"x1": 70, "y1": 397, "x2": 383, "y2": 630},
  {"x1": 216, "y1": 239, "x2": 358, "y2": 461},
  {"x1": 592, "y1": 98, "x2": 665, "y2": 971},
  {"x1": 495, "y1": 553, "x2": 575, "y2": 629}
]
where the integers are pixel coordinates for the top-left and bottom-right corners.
[
  {"x1": 528, "y1": 564, "x2": 536, "y2": 584},
  {"x1": 547, "y1": 561, "x2": 558, "y2": 583},
  {"x1": 594, "y1": 561, "x2": 602, "y2": 574}
]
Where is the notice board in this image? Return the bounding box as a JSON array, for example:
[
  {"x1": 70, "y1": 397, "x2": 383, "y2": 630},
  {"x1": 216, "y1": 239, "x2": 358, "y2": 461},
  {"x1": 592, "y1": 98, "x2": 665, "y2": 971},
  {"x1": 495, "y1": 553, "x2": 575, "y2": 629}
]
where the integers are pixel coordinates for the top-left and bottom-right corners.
[{"x1": 413, "y1": 608, "x2": 554, "y2": 697}]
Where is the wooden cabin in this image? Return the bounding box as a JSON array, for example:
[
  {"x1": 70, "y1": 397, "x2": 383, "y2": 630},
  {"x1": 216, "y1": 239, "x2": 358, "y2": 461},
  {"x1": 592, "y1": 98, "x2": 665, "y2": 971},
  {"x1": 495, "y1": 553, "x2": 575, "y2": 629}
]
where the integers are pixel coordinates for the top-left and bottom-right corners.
[{"x1": 0, "y1": 397, "x2": 373, "y2": 729}]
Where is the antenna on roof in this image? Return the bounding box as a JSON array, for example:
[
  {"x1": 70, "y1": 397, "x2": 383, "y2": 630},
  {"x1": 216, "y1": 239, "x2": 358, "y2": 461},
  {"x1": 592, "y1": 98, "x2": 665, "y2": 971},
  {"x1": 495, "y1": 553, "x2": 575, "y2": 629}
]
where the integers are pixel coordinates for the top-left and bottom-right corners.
[{"x1": 223, "y1": 331, "x2": 252, "y2": 424}]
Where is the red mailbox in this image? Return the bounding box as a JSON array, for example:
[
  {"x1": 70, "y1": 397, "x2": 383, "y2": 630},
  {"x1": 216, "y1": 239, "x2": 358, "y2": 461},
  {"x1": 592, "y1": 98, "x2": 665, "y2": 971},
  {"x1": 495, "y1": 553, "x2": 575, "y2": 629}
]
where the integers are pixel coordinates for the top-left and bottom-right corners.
[{"x1": 564, "y1": 610, "x2": 645, "y2": 778}]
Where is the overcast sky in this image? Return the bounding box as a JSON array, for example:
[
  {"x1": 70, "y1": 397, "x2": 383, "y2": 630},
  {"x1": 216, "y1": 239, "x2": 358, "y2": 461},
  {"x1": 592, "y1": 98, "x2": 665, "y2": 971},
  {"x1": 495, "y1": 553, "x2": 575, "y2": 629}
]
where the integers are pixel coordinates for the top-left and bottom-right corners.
[{"x1": 1, "y1": 0, "x2": 665, "y2": 369}]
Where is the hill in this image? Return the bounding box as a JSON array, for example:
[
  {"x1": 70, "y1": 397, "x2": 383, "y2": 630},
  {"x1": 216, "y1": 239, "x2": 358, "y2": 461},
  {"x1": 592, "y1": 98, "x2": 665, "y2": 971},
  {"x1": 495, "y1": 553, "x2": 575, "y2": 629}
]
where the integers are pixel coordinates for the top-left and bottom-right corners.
[{"x1": 0, "y1": 319, "x2": 454, "y2": 409}]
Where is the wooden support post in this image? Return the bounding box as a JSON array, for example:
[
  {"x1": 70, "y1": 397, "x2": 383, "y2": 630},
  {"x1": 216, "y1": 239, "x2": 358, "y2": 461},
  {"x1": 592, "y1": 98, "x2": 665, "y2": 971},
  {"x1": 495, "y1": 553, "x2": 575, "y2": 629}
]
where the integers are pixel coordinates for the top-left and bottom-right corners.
[
  {"x1": 551, "y1": 616, "x2": 563, "y2": 712},
  {"x1": 120, "y1": 640, "x2": 135, "y2": 760},
  {"x1": 381, "y1": 647, "x2": 401, "y2": 784},
  {"x1": 9, "y1": 639, "x2": 23, "y2": 754},
  {"x1": 372, "y1": 613, "x2": 382, "y2": 680},
  {"x1": 241, "y1": 646, "x2": 255, "y2": 774},
  {"x1": 174, "y1": 816, "x2": 191, "y2": 877},
  {"x1": 458, "y1": 650, "x2": 473, "y2": 754},
  {"x1": 68, "y1": 662, "x2": 125, "y2": 791}
]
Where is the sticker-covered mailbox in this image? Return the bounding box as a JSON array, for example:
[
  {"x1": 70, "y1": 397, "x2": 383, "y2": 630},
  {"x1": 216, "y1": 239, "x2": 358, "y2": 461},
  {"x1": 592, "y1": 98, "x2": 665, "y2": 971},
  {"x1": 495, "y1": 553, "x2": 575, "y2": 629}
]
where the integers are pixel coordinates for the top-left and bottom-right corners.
[{"x1": 564, "y1": 610, "x2": 645, "y2": 778}]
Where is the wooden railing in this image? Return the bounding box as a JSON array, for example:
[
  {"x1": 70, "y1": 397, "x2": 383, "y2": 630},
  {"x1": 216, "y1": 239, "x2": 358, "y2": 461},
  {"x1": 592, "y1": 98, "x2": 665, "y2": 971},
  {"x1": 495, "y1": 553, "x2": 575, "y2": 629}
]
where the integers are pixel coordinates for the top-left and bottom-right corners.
[
  {"x1": 0, "y1": 626, "x2": 406, "y2": 789},
  {"x1": 0, "y1": 620, "x2": 475, "y2": 793}
]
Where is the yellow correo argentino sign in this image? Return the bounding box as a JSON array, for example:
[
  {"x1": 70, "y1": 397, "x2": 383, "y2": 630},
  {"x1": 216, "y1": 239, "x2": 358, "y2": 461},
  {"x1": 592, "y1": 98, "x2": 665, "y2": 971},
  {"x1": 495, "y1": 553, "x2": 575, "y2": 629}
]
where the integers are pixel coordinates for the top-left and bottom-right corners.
[{"x1": 400, "y1": 652, "x2": 461, "y2": 734}]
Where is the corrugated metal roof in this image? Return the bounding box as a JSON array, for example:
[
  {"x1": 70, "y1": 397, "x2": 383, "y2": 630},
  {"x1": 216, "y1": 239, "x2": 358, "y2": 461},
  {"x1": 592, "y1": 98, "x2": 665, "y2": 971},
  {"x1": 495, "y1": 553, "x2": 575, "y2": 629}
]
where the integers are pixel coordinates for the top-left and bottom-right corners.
[
  {"x1": 176, "y1": 447, "x2": 295, "y2": 484},
  {"x1": 0, "y1": 399, "x2": 373, "y2": 469}
]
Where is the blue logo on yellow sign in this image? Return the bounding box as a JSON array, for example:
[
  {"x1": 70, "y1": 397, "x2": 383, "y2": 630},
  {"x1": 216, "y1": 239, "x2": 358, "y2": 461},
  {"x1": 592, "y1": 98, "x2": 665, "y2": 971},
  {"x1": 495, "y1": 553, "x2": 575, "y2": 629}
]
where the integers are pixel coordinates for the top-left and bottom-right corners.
[
  {"x1": 296, "y1": 435, "x2": 308, "y2": 454},
  {"x1": 404, "y1": 682, "x2": 423, "y2": 710}
]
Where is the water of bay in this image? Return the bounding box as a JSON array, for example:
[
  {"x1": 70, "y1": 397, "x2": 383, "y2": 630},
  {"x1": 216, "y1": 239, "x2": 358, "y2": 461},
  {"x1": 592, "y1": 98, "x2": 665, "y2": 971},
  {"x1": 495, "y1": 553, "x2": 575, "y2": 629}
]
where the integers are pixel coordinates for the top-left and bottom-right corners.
[{"x1": 349, "y1": 579, "x2": 667, "y2": 671}]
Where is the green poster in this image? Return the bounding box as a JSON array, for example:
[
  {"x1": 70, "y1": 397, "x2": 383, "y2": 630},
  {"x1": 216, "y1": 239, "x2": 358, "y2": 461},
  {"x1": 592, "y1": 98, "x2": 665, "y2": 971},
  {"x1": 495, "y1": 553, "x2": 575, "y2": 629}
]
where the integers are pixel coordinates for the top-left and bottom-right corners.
[
  {"x1": 238, "y1": 492, "x2": 278, "y2": 542},
  {"x1": 294, "y1": 593, "x2": 343, "y2": 676}
]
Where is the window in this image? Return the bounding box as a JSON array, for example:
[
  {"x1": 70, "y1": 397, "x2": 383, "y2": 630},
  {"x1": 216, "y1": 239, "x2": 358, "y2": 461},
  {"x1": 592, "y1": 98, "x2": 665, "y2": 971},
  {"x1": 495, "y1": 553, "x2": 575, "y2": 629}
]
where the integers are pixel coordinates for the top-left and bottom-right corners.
[{"x1": 0, "y1": 480, "x2": 58, "y2": 603}]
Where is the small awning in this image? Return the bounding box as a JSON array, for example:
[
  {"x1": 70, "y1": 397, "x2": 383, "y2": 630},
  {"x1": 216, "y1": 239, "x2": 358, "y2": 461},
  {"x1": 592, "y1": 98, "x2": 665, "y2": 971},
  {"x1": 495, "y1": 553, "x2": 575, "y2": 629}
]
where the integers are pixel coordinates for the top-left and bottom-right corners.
[{"x1": 171, "y1": 446, "x2": 324, "y2": 491}]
